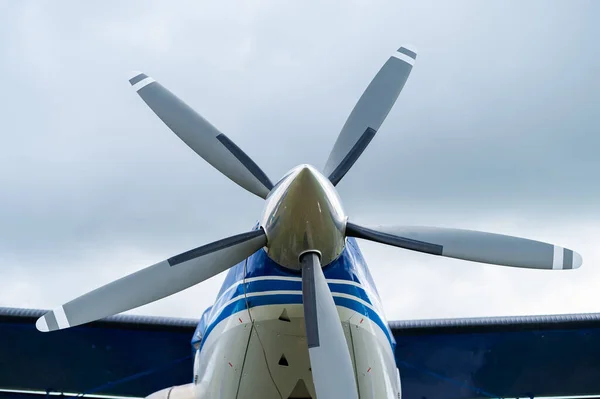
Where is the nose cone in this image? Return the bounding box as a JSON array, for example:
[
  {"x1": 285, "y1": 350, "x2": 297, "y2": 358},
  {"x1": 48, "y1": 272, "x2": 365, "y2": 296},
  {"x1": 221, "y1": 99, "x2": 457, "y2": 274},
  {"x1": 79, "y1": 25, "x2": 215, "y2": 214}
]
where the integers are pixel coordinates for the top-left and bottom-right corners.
[
  {"x1": 261, "y1": 165, "x2": 346, "y2": 270},
  {"x1": 286, "y1": 165, "x2": 333, "y2": 206},
  {"x1": 293, "y1": 165, "x2": 319, "y2": 189}
]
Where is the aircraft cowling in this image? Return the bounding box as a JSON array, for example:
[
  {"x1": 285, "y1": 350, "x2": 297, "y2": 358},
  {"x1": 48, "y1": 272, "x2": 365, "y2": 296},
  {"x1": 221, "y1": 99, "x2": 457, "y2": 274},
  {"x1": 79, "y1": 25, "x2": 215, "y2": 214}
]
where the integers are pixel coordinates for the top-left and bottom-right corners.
[{"x1": 145, "y1": 383, "x2": 196, "y2": 399}]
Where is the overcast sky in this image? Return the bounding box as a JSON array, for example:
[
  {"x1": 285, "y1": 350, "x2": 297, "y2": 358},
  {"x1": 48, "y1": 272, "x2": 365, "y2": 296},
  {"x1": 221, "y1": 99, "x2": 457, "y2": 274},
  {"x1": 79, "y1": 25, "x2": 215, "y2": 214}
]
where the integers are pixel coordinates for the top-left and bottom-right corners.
[{"x1": 1, "y1": 1, "x2": 598, "y2": 322}]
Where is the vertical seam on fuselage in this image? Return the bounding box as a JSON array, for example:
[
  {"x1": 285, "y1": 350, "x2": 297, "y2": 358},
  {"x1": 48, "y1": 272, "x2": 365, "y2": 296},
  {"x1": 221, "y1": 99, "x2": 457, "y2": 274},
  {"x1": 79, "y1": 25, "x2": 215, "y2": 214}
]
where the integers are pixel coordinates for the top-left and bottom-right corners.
[
  {"x1": 347, "y1": 322, "x2": 360, "y2": 394},
  {"x1": 234, "y1": 321, "x2": 255, "y2": 399},
  {"x1": 234, "y1": 257, "x2": 253, "y2": 399},
  {"x1": 240, "y1": 256, "x2": 284, "y2": 399}
]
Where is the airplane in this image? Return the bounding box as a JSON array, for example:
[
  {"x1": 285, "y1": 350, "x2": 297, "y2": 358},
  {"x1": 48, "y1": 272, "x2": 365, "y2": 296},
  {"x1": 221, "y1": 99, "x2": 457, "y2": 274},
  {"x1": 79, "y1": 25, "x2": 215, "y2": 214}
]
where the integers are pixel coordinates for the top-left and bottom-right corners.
[{"x1": 0, "y1": 44, "x2": 592, "y2": 399}]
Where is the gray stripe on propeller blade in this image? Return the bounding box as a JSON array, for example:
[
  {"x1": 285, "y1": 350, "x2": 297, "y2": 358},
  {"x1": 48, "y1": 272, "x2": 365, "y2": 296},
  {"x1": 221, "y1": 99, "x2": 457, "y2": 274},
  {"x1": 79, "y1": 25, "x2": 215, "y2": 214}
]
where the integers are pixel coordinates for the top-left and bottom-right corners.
[
  {"x1": 36, "y1": 229, "x2": 267, "y2": 331},
  {"x1": 216, "y1": 134, "x2": 273, "y2": 191},
  {"x1": 131, "y1": 73, "x2": 273, "y2": 198},
  {"x1": 347, "y1": 223, "x2": 582, "y2": 270},
  {"x1": 45, "y1": 311, "x2": 59, "y2": 331},
  {"x1": 129, "y1": 73, "x2": 148, "y2": 85},
  {"x1": 327, "y1": 127, "x2": 376, "y2": 186},
  {"x1": 301, "y1": 252, "x2": 319, "y2": 348},
  {"x1": 563, "y1": 249, "x2": 574, "y2": 269},
  {"x1": 168, "y1": 229, "x2": 265, "y2": 266},
  {"x1": 346, "y1": 222, "x2": 443, "y2": 255},
  {"x1": 301, "y1": 251, "x2": 359, "y2": 399},
  {"x1": 323, "y1": 45, "x2": 415, "y2": 186},
  {"x1": 398, "y1": 47, "x2": 417, "y2": 59}
]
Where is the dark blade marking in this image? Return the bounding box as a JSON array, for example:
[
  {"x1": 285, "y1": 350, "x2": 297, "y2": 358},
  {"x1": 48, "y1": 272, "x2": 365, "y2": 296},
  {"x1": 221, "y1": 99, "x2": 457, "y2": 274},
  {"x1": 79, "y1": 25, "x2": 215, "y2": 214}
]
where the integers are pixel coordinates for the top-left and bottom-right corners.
[
  {"x1": 328, "y1": 127, "x2": 376, "y2": 186},
  {"x1": 129, "y1": 73, "x2": 148, "y2": 86},
  {"x1": 563, "y1": 248, "x2": 574, "y2": 270},
  {"x1": 216, "y1": 134, "x2": 274, "y2": 191},
  {"x1": 398, "y1": 47, "x2": 417, "y2": 59},
  {"x1": 45, "y1": 312, "x2": 59, "y2": 331},
  {"x1": 301, "y1": 252, "x2": 320, "y2": 349},
  {"x1": 168, "y1": 229, "x2": 265, "y2": 267},
  {"x1": 346, "y1": 222, "x2": 443, "y2": 255}
]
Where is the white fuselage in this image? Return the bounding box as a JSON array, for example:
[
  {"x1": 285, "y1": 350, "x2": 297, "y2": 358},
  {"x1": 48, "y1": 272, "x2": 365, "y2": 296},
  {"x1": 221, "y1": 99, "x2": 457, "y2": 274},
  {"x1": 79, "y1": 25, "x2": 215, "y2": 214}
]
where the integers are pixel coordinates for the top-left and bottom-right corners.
[{"x1": 191, "y1": 276, "x2": 401, "y2": 399}]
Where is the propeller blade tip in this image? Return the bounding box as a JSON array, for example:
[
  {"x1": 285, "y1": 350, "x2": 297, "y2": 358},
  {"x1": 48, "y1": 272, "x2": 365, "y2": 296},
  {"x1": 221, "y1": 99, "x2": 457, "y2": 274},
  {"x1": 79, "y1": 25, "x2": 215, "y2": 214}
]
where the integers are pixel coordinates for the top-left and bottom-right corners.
[
  {"x1": 400, "y1": 44, "x2": 418, "y2": 55},
  {"x1": 35, "y1": 316, "x2": 49, "y2": 332},
  {"x1": 398, "y1": 45, "x2": 418, "y2": 60},
  {"x1": 128, "y1": 71, "x2": 156, "y2": 91},
  {"x1": 393, "y1": 46, "x2": 417, "y2": 66},
  {"x1": 573, "y1": 251, "x2": 583, "y2": 269},
  {"x1": 129, "y1": 70, "x2": 144, "y2": 80}
]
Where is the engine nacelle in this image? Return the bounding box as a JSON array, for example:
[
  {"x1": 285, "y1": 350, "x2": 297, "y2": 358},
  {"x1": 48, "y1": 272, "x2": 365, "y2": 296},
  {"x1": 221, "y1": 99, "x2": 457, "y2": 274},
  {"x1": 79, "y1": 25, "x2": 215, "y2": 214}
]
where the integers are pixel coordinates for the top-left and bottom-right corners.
[{"x1": 145, "y1": 383, "x2": 195, "y2": 399}]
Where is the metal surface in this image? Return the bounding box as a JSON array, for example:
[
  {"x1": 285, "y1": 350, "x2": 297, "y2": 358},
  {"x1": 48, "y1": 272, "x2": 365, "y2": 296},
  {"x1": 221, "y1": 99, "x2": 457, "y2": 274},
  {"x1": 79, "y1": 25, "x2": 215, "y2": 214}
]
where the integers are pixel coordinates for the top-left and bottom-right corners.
[
  {"x1": 301, "y1": 251, "x2": 359, "y2": 399},
  {"x1": 130, "y1": 72, "x2": 273, "y2": 198},
  {"x1": 327, "y1": 127, "x2": 376, "y2": 186},
  {"x1": 323, "y1": 46, "x2": 416, "y2": 185},
  {"x1": 167, "y1": 229, "x2": 265, "y2": 266},
  {"x1": 301, "y1": 252, "x2": 319, "y2": 348},
  {"x1": 36, "y1": 230, "x2": 267, "y2": 332},
  {"x1": 261, "y1": 165, "x2": 346, "y2": 269},
  {"x1": 348, "y1": 224, "x2": 582, "y2": 270},
  {"x1": 346, "y1": 222, "x2": 443, "y2": 255}
]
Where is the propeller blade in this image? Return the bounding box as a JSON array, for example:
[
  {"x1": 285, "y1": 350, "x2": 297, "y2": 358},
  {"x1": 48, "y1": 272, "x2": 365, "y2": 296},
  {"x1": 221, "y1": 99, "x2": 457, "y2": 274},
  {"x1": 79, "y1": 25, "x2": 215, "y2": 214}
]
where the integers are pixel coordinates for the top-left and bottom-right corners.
[
  {"x1": 36, "y1": 229, "x2": 267, "y2": 332},
  {"x1": 346, "y1": 222, "x2": 583, "y2": 270},
  {"x1": 129, "y1": 72, "x2": 273, "y2": 199},
  {"x1": 301, "y1": 252, "x2": 359, "y2": 399},
  {"x1": 323, "y1": 46, "x2": 416, "y2": 186}
]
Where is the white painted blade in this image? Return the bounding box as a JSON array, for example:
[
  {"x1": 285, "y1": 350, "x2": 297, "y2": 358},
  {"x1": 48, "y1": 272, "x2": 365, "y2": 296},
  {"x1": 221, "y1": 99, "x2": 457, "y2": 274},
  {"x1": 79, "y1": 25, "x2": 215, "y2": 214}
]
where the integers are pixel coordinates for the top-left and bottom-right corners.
[
  {"x1": 346, "y1": 222, "x2": 583, "y2": 270},
  {"x1": 36, "y1": 230, "x2": 267, "y2": 332},
  {"x1": 323, "y1": 46, "x2": 417, "y2": 186},
  {"x1": 129, "y1": 72, "x2": 273, "y2": 199},
  {"x1": 301, "y1": 252, "x2": 359, "y2": 399}
]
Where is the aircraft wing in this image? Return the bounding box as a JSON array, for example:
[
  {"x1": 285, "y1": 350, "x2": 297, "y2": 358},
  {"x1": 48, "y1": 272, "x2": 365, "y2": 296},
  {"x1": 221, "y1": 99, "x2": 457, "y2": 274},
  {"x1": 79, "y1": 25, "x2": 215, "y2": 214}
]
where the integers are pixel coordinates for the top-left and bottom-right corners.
[
  {"x1": 393, "y1": 313, "x2": 600, "y2": 399},
  {"x1": 0, "y1": 307, "x2": 196, "y2": 398},
  {"x1": 3, "y1": 307, "x2": 600, "y2": 399}
]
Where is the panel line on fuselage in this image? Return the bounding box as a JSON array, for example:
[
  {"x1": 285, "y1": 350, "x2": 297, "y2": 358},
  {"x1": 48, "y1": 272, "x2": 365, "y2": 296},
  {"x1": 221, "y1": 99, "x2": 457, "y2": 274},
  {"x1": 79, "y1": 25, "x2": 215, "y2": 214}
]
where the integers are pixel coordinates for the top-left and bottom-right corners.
[
  {"x1": 196, "y1": 289, "x2": 394, "y2": 352},
  {"x1": 210, "y1": 287, "x2": 375, "y2": 328},
  {"x1": 194, "y1": 237, "x2": 395, "y2": 356}
]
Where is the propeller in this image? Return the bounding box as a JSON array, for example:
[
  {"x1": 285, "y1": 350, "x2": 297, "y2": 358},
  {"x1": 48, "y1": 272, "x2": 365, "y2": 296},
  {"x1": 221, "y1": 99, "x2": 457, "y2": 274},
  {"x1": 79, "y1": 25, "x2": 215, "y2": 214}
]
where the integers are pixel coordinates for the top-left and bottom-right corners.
[
  {"x1": 323, "y1": 46, "x2": 416, "y2": 186},
  {"x1": 301, "y1": 251, "x2": 359, "y2": 399},
  {"x1": 37, "y1": 43, "x2": 582, "y2": 399},
  {"x1": 346, "y1": 222, "x2": 583, "y2": 270},
  {"x1": 36, "y1": 230, "x2": 266, "y2": 332},
  {"x1": 129, "y1": 72, "x2": 273, "y2": 199}
]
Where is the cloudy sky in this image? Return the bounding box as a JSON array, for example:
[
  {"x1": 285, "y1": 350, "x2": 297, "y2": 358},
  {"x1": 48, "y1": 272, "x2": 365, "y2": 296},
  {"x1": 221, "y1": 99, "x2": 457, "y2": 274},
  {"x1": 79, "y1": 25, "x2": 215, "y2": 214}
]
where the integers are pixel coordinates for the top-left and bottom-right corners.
[{"x1": 1, "y1": 1, "x2": 598, "y2": 322}]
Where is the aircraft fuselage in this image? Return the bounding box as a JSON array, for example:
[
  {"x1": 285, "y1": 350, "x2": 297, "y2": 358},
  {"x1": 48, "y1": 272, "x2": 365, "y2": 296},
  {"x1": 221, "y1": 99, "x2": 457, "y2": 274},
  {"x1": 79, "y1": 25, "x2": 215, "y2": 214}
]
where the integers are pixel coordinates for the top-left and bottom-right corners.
[{"x1": 185, "y1": 237, "x2": 400, "y2": 399}]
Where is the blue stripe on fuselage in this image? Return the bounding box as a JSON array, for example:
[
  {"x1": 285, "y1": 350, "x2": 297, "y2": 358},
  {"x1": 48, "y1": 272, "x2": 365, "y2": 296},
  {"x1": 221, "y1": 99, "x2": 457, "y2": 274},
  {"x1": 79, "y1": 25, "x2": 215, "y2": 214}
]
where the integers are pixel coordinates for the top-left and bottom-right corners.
[
  {"x1": 193, "y1": 236, "x2": 395, "y2": 351},
  {"x1": 209, "y1": 279, "x2": 374, "y2": 319},
  {"x1": 197, "y1": 293, "x2": 394, "y2": 352}
]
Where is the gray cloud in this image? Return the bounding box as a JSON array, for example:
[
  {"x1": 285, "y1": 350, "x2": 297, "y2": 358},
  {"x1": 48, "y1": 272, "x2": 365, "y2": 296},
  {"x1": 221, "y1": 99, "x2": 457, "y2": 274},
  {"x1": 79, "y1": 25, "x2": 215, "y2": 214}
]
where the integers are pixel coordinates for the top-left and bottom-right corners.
[{"x1": 0, "y1": 1, "x2": 598, "y2": 320}]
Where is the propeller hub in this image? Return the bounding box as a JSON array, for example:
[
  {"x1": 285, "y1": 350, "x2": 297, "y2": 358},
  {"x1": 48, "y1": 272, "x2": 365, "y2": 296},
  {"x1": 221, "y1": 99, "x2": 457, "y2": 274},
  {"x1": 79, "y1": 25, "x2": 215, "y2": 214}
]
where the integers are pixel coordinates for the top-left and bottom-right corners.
[{"x1": 260, "y1": 164, "x2": 346, "y2": 270}]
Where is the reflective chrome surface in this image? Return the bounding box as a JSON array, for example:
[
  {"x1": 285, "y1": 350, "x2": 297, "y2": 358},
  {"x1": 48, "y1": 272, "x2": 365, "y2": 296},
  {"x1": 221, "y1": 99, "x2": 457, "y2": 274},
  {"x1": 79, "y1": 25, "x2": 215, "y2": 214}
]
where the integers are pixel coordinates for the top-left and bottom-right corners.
[{"x1": 260, "y1": 164, "x2": 346, "y2": 269}]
